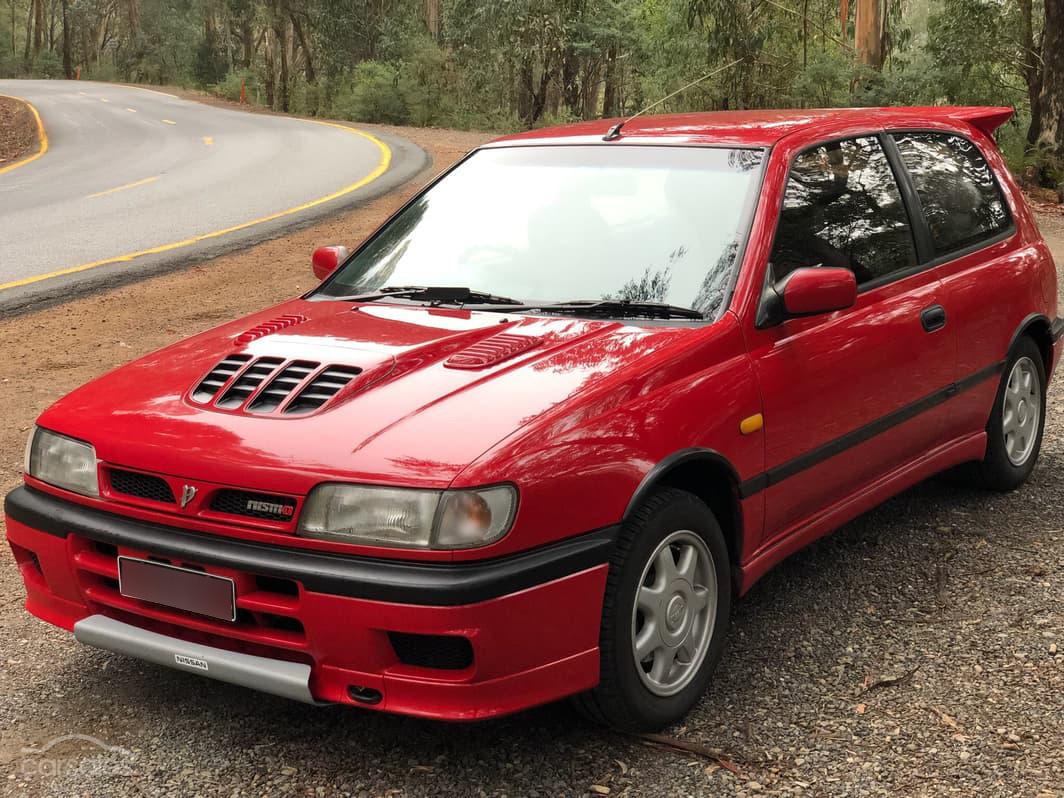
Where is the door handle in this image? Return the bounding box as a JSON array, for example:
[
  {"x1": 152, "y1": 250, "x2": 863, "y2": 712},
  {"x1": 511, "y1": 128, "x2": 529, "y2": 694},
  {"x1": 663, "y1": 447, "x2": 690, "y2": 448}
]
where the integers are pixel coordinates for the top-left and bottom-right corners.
[{"x1": 921, "y1": 305, "x2": 947, "y2": 333}]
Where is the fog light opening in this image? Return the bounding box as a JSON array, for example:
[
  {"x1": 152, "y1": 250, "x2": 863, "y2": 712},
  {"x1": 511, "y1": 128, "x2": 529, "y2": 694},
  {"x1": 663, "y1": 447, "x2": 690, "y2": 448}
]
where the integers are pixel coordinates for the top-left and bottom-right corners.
[{"x1": 347, "y1": 685, "x2": 382, "y2": 705}]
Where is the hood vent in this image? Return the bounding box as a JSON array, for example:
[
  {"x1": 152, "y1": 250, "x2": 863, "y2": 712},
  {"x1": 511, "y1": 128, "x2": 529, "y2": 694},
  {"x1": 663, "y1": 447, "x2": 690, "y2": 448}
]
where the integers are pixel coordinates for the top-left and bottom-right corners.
[
  {"x1": 217, "y1": 357, "x2": 285, "y2": 409},
  {"x1": 191, "y1": 356, "x2": 362, "y2": 416},
  {"x1": 246, "y1": 360, "x2": 318, "y2": 414},
  {"x1": 445, "y1": 333, "x2": 541, "y2": 370},
  {"x1": 285, "y1": 366, "x2": 363, "y2": 415},
  {"x1": 236, "y1": 314, "x2": 307, "y2": 344},
  {"x1": 191, "y1": 354, "x2": 252, "y2": 403}
]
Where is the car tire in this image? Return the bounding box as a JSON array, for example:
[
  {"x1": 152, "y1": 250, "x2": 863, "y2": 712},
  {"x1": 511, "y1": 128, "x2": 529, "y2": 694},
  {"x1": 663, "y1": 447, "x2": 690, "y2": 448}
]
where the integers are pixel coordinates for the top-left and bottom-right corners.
[
  {"x1": 974, "y1": 336, "x2": 1047, "y2": 492},
  {"x1": 573, "y1": 488, "x2": 731, "y2": 731}
]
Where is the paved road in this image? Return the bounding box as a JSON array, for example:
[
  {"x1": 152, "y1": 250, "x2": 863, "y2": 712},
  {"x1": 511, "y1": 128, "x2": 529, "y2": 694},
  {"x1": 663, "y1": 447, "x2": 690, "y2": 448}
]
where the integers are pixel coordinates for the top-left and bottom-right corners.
[{"x1": 0, "y1": 80, "x2": 424, "y2": 310}]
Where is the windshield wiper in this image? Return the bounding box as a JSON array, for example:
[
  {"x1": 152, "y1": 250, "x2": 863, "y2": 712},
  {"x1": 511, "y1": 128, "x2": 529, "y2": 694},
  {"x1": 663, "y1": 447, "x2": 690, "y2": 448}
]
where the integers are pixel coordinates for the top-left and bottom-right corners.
[
  {"x1": 336, "y1": 286, "x2": 524, "y2": 306},
  {"x1": 473, "y1": 299, "x2": 706, "y2": 320}
]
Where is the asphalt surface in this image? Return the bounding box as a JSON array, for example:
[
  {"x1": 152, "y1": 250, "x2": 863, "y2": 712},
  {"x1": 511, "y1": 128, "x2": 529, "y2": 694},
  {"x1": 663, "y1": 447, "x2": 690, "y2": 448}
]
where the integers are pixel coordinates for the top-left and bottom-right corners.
[{"x1": 0, "y1": 80, "x2": 424, "y2": 311}]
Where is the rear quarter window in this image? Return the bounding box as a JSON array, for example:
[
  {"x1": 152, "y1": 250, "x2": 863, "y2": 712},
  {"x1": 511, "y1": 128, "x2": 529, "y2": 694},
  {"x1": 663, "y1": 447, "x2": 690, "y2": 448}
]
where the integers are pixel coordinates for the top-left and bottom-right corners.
[{"x1": 892, "y1": 132, "x2": 1011, "y2": 257}]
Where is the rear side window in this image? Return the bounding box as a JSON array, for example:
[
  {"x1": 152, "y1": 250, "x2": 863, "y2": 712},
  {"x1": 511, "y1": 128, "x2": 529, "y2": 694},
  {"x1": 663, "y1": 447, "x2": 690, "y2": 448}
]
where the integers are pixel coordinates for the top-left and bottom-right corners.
[
  {"x1": 770, "y1": 136, "x2": 917, "y2": 287},
  {"x1": 892, "y1": 133, "x2": 1011, "y2": 256}
]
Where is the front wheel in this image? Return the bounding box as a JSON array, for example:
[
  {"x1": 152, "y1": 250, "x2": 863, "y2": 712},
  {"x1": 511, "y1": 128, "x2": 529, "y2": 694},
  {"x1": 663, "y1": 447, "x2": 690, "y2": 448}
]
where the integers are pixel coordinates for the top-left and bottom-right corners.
[
  {"x1": 975, "y1": 336, "x2": 1046, "y2": 491},
  {"x1": 573, "y1": 488, "x2": 731, "y2": 731}
]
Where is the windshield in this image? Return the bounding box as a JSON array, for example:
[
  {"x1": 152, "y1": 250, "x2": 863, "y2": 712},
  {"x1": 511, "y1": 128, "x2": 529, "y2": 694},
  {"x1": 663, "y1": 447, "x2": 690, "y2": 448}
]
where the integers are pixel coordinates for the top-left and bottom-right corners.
[{"x1": 314, "y1": 145, "x2": 765, "y2": 320}]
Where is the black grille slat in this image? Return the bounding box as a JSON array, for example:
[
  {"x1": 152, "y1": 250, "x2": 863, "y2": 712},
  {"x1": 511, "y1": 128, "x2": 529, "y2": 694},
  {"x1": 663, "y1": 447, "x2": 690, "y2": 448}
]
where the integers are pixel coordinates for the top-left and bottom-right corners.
[
  {"x1": 109, "y1": 469, "x2": 176, "y2": 504},
  {"x1": 210, "y1": 489, "x2": 297, "y2": 521},
  {"x1": 284, "y1": 366, "x2": 362, "y2": 415},
  {"x1": 247, "y1": 360, "x2": 320, "y2": 414},
  {"x1": 216, "y1": 357, "x2": 285, "y2": 409},
  {"x1": 191, "y1": 355, "x2": 251, "y2": 403}
]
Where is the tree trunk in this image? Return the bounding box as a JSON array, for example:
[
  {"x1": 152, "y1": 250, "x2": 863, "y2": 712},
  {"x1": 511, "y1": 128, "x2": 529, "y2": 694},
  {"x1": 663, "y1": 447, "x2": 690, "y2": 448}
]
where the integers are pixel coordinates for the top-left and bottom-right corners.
[
  {"x1": 31, "y1": 0, "x2": 45, "y2": 56},
  {"x1": 275, "y1": 17, "x2": 289, "y2": 112},
  {"x1": 1019, "y1": 0, "x2": 1044, "y2": 147},
  {"x1": 602, "y1": 45, "x2": 619, "y2": 117},
  {"x1": 264, "y1": 28, "x2": 276, "y2": 108},
  {"x1": 854, "y1": 0, "x2": 883, "y2": 70},
  {"x1": 1036, "y1": 0, "x2": 1064, "y2": 157},
  {"x1": 61, "y1": 0, "x2": 72, "y2": 77},
  {"x1": 291, "y1": 12, "x2": 315, "y2": 83},
  {"x1": 424, "y1": 0, "x2": 439, "y2": 41},
  {"x1": 240, "y1": 18, "x2": 253, "y2": 68}
]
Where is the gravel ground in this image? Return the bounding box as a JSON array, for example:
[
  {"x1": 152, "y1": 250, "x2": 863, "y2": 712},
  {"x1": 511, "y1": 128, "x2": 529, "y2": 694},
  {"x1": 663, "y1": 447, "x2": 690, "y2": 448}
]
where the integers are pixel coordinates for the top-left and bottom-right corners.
[
  {"x1": 0, "y1": 136, "x2": 1061, "y2": 796},
  {"x1": 0, "y1": 95, "x2": 37, "y2": 166}
]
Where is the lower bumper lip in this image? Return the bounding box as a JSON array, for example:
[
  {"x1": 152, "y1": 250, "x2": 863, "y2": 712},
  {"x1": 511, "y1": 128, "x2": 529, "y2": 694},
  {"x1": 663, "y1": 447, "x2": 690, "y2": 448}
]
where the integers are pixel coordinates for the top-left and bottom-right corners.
[
  {"x1": 4, "y1": 485, "x2": 617, "y2": 606},
  {"x1": 73, "y1": 614, "x2": 323, "y2": 704}
]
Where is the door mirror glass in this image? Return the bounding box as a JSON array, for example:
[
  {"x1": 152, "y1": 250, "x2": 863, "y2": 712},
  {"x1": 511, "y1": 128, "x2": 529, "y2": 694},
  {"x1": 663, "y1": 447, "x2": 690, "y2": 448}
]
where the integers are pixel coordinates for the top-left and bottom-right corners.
[
  {"x1": 779, "y1": 267, "x2": 857, "y2": 317},
  {"x1": 312, "y1": 246, "x2": 349, "y2": 281}
]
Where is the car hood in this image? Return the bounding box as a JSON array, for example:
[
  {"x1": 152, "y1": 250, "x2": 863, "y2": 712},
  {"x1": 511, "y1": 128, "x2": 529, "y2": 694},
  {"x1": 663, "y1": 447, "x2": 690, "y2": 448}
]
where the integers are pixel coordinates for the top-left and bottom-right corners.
[{"x1": 38, "y1": 298, "x2": 702, "y2": 494}]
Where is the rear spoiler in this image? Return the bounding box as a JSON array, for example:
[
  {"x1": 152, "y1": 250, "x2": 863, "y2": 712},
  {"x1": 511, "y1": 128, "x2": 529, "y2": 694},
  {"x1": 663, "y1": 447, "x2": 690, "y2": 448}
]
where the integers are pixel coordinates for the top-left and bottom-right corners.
[{"x1": 945, "y1": 106, "x2": 1014, "y2": 136}]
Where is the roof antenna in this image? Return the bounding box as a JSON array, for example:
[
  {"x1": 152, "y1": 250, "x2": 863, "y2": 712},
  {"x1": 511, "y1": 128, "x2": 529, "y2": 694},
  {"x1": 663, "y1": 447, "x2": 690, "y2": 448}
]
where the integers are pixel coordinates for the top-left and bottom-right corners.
[{"x1": 603, "y1": 59, "x2": 743, "y2": 142}]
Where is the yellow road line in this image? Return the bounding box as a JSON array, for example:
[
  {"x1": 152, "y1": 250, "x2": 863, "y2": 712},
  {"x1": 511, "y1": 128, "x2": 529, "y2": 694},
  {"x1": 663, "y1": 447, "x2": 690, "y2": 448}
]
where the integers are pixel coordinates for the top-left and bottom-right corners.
[
  {"x1": 161, "y1": 119, "x2": 176, "y2": 125},
  {"x1": 202, "y1": 136, "x2": 213, "y2": 146},
  {"x1": 87, "y1": 175, "x2": 159, "y2": 199},
  {"x1": 126, "y1": 107, "x2": 137, "y2": 113},
  {"x1": 123, "y1": 85, "x2": 179, "y2": 99},
  {"x1": 0, "y1": 123, "x2": 392, "y2": 293},
  {"x1": 0, "y1": 95, "x2": 48, "y2": 176},
  {"x1": 100, "y1": 98, "x2": 109, "y2": 103}
]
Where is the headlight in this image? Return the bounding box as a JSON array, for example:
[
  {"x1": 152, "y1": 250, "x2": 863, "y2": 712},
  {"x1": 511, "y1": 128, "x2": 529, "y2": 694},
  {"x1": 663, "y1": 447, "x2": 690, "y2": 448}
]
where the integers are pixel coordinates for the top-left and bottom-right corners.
[
  {"x1": 298, "y1": 483, "x2": 517, "y2": 549},
  {"x1": 25, "y1": 426, "x2": 100, "y2": 497}
]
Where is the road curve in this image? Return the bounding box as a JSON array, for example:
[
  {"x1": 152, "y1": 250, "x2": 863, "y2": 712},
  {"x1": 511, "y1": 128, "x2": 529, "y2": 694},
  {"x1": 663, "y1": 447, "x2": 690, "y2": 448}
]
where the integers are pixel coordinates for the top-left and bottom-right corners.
[{"x1": 0, "y1": 80, "x2": 425, "y2": 311}]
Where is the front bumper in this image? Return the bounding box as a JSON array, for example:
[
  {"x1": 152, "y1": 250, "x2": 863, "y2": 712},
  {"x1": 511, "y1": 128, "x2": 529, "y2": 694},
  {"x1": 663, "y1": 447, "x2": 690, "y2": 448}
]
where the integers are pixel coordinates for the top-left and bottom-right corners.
[{"x1": 5, "y1": 486, "x2": 614, "y2": 720}]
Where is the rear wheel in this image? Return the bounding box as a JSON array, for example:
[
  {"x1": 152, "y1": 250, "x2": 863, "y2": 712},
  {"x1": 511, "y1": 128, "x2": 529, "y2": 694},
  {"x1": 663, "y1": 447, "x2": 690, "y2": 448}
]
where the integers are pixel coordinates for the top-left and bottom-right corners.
[
  {"x1": 975, "y1": 336, "x2": 1046, "y2": 491},
  {"x1": 573, "y1": 488, "x2": 730, "y2": 730}
]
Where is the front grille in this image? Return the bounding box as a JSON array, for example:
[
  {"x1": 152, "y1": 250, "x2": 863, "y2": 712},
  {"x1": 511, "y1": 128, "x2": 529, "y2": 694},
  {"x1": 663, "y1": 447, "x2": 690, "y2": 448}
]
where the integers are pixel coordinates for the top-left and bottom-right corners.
[
  {"x1": 109, "y1": 469, "x2": 175, "y2": 504},
  {"x1": 388, "y1": 632, "x2": 473, "y2": 670},
  {"x1": 210, "y1": 489, "x2": 297, "y2": 522},
  {"x1": 285, "y1": 366, "x2": 362, "y2": 415},
  {"x1": 72, "y1": 540, "x2": 308, "y2": 658}
]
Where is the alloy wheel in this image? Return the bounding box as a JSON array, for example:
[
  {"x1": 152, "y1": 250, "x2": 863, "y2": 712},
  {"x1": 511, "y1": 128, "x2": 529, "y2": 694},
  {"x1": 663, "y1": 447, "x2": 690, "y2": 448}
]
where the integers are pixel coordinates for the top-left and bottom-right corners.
[{"x1": 630, "y1": 530, "x2": 717, "y2": 697}]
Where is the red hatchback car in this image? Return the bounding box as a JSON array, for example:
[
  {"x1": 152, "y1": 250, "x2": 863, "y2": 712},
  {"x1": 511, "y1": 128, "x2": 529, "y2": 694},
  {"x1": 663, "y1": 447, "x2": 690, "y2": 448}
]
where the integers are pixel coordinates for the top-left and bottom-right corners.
[{"x1": 6, "y1": 107, "x2": 1062, "y2": 730}]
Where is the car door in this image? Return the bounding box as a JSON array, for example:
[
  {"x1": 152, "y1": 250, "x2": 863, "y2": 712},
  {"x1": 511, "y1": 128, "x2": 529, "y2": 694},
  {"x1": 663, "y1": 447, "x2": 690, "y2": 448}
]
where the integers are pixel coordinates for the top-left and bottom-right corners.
[
  {"x1": 888, "y1": 130, "x2": 1037, "y2": 437},
  {"x1": 745, "y1": 134, "x2": 958, "y2": 545}
]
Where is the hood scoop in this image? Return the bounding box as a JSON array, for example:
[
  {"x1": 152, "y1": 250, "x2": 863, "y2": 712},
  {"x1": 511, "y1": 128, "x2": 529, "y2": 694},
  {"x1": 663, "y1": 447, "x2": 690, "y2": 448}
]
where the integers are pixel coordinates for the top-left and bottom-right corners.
[
  {"x1": 191, "y1": 355, "x2": 363, "y2": 416},
  {"x1": 445, "y1": 333, "x2": 542, "y2": 370},
  {"x1": 236, "y1": 314, "x2": 308, "y2": 344}
]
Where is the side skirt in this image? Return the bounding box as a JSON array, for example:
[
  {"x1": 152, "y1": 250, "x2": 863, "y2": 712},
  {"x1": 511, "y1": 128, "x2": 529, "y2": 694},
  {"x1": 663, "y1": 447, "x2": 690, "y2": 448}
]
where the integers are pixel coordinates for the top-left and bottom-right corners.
[{"x1": 736, "y1": 431, "x2": 988, "y2": 594}]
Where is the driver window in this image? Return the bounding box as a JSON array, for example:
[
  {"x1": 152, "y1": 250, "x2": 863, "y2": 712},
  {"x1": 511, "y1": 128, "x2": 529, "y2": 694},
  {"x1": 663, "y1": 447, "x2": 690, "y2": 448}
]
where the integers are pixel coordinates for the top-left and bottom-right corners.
[{"x1": 769, "y1": 136, "x2": 917, "y2": 287}]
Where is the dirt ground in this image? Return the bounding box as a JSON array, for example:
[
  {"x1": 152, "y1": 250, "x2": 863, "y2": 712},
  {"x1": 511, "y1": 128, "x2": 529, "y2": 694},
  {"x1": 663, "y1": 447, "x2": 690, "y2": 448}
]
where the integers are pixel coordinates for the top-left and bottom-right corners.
[
  {"x1": 0, "y1": 95, "x2": 37, "y2": 166},
  {"x1": 0, "y1": 126, "x2": 1061, "y2": 797}
]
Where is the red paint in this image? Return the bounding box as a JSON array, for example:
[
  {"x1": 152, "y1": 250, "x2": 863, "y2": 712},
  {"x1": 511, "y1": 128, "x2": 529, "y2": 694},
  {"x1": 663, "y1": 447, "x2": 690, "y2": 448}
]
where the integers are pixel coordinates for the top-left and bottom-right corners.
[
  {"x1": 7, "y1": 107, "x2": 1060, "y2": 720},
  {"x1": 779, "y1": 267, "x2": 857, "y2": 317},
  {"x1": 311, "y1": 245, "x2": 348, "y2": 281}
]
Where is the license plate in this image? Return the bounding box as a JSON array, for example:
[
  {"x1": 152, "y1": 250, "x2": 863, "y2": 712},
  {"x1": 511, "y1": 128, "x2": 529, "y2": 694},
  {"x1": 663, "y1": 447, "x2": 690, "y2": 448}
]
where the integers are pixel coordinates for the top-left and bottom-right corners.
[{"x1": 118, "y1": 557, "x2": 236, "y2": 622}]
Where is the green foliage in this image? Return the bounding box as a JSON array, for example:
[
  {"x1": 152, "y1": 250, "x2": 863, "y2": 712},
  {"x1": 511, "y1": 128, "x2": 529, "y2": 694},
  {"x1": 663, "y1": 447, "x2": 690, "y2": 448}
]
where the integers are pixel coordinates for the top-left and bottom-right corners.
[
  {"x1": 332, "y1": 61, "x2": 406, "y2": 124},
  {"x1": 0, "y1": 0, "x2": 1055, "y2": 167}
]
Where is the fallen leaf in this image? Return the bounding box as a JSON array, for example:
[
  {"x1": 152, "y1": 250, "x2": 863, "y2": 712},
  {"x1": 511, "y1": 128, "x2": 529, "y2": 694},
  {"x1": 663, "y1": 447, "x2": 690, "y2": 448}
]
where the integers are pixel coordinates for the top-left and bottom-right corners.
[
  {"x1": 855, "y1": 704, "x2": 867, "y2": 715},
  {"x1": 589, "y1": 785, "x2": 611, "y2": 795}
]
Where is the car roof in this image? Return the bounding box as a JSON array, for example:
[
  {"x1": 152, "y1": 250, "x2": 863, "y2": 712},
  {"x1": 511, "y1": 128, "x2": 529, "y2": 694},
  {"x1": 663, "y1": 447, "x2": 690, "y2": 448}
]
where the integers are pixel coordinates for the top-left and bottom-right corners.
[{"x1": 487, "y1": 106, "x2": 1014, "y2": 148}]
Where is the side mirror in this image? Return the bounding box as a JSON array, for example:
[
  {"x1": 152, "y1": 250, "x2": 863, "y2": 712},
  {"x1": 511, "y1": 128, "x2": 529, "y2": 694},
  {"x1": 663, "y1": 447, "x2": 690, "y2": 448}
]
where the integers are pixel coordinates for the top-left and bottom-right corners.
[
  {"x1": 779, "y1": 267, "x2": 856, "y2": 317},
  {"x1": 312, "y1": 246, "x2": 349, "y2": 281}
]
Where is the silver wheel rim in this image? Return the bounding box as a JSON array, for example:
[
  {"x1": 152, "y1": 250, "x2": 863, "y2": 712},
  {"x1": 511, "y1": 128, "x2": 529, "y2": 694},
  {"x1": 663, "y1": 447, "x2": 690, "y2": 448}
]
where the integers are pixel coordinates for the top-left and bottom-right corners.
[
  {"x1": 631, "y1": 530, "x2": 717, "y2": 697},
  {"x1": 1002, "y1": 356, "x2": 1041, "y2": 467}
]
